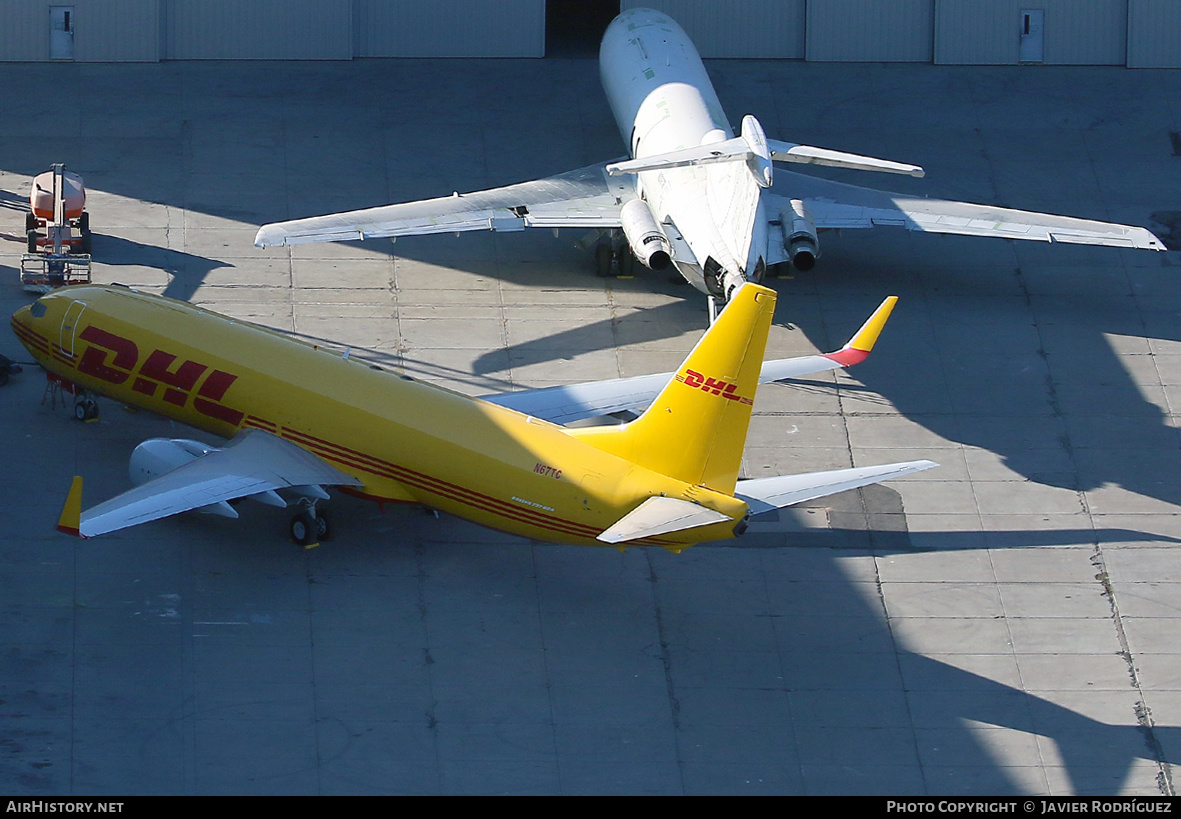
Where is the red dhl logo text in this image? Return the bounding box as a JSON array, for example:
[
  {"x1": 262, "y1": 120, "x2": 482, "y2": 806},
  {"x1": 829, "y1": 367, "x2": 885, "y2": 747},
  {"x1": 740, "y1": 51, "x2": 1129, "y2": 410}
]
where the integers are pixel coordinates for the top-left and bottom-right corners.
[
  {"x1": 75, "y1": 325, "x2": 244, "y2": 426},
  {"x1": 675, "y1": 368, "x2": 754, "y2": 405}
]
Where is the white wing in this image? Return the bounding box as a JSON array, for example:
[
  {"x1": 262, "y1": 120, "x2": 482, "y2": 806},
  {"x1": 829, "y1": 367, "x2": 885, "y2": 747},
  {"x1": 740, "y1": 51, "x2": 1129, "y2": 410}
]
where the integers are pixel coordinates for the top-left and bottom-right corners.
[
  {"x1": 66, "y1": 430, "x2": 362, "y2": 538},
  {"x1": 480, "y1": 355, "x2": 851, "y2": 425},
  {"x1": 255, "y1": 163, "x2": 630, "y2": 247},
  {"x1": 483, "y1": 296, "x2": 898, "y2": 425},
  {"x1": 766, "y1": 171, "x2": 1165, "y2": 260}
]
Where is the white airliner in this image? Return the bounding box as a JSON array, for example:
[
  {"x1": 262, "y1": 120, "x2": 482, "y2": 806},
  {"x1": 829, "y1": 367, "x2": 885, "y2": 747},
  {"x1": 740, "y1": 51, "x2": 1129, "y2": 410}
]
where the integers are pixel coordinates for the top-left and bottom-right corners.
[{"x1": 255, "y1": 7, "x2": 1164, "y2": 314}]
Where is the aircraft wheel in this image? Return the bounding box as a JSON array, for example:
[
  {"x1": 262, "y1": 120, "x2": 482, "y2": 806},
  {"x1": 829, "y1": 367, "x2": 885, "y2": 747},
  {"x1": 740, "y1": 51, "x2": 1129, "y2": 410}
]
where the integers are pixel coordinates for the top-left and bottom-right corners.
[
  {"x1": 594, "y1": 243, "x2": 613, "y2": 277},
  {"x1": 315, "y1": 512, "x2": 331, "y2": 542},
  {"x1": 616, "y1": 247, "x2": 636, "y2": 278},
  {"x1": 73, "y1": 398, "x2": 97, "y2": 422},
  {"x1": 290, "y1": 512, "x2": 318, "y2": 547}
]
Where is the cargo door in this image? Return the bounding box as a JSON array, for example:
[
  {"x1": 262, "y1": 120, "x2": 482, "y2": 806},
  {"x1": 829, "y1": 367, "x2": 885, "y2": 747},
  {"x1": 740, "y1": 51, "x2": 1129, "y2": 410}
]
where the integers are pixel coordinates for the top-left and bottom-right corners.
[{"x1": 60, "y1": 301, "x2": 86, "y2": 357}]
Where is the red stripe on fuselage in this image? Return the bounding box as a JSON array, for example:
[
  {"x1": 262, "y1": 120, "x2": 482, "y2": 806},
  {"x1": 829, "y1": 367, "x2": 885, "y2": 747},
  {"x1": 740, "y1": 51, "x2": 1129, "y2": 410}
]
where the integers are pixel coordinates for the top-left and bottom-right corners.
[{"x1": 266, "y1": 423, "x2": 677, "y2": 544}]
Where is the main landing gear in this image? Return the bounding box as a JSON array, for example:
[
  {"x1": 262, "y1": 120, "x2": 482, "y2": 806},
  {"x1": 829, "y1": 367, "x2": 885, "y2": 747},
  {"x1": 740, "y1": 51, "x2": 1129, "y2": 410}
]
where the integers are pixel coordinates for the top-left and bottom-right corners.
[
  {"x1": 289, "y1": 499, "x2": 330, "y2": 549},
  {"x1": 594, "y1": 239, "x2": 637, "y2": 278}
]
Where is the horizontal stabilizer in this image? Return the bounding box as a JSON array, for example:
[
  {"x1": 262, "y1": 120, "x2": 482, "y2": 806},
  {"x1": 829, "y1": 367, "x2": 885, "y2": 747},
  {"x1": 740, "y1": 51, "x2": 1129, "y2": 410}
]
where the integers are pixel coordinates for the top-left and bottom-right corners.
[
  {"x1": 606, "y1": 139, "x2": 751, "y2": 177},
  {"x1": 767, "y1": 139, "x2": 924, "y2": 177},
  {"x1": 736, "y1": 460, "x2": 938, "y2": 515},
  {"x1": 597, "y1": 496, "x2": 732, "y2": 544}
]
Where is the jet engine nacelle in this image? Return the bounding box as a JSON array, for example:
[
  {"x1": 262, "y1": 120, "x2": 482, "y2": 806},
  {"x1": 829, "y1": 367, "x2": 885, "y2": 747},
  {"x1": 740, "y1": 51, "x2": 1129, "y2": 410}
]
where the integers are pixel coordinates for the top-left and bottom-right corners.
[
  {"x1": 780, "y1": 199, "x2": 819, "y2": 272},
  {"x1": 621, "y1": 198, "x2": 673, "y2": 270},
  {"x1": 129, "y1": 438, "x2": 217, "y2": 486}
]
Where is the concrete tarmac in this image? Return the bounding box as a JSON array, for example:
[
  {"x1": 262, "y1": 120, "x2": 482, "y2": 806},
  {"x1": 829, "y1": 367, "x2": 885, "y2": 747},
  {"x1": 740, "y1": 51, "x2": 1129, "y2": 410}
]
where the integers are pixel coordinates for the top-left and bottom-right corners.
[{"x1": 0, "y1": 55, "x2": 1179, "y2": 795}]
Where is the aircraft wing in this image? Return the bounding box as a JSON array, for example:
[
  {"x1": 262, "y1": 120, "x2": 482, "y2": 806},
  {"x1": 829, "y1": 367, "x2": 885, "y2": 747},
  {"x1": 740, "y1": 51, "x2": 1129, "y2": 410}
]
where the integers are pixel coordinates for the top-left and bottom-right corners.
[
  {"x1": 58, "y1": 430, "x2": 363, "y2": 538},
  {"x1": 766, "y1": 170, "x2": 1166, "y2": 259},
  {"x1": 254, "y1": 163, "x2": 629, "y2": 247},
  {"x1": 482, "y1": 295, "x2": 897, "y2": 425}
]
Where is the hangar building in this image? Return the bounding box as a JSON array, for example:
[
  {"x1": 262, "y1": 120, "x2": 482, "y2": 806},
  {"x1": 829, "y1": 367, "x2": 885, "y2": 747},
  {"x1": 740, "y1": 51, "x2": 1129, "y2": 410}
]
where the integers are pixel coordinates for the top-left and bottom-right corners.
[{"x1": 1, "y1": 0, "x2": 1178, "y2": 67}]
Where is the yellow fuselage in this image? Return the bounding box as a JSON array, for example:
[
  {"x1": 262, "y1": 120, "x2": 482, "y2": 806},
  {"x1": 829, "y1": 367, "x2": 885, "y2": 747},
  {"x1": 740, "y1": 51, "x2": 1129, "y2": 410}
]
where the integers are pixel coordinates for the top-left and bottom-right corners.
[{"x1": 11, "y1": 285, "x2": 747, "y2": 548}]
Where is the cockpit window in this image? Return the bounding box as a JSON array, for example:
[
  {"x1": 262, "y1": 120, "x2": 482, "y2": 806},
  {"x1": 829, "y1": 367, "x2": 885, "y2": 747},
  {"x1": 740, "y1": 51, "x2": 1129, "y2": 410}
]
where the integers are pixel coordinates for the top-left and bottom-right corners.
[{"x1": 30, "y1": 301, "x2": 47, "y2": 318}]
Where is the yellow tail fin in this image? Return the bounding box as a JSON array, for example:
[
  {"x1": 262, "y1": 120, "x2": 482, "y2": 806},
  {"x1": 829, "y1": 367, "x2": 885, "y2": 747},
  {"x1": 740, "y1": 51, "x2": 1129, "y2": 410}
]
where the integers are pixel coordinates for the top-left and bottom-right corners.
[{"x1": 571, "y1": 283, "x2": 776, "y2": 493}]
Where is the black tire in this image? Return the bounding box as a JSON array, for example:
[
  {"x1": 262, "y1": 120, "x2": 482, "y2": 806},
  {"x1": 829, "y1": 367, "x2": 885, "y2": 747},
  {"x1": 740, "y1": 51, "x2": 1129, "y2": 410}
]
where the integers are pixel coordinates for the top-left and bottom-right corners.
[
  {"x1": 73, "y1": 400, "x2": 89, "y2": 422},
  {"x1": 315, "y1": 513, "x2": 331, "y2": 542},
  {"x1": 27, "y1": 229, "x2": 37, "y2": 254},
  {"x1": 290, "y1": 512, "x2": 318, "y2": 547},
  {"x1": 594, "y1": 243, "x2": 613, "y2": 277},
  {"x1": 80, "y1": 232, "x2": 92, "y2": 255},
  {"x1": 79, "y1": 211, "x2": 89, "y2": 232},
  {"x1": 25, "y1": 212, "x2": 36, "y2": 232},
  {"x1": 617, "y1": 247, "x2": 636, "y2": 278}
]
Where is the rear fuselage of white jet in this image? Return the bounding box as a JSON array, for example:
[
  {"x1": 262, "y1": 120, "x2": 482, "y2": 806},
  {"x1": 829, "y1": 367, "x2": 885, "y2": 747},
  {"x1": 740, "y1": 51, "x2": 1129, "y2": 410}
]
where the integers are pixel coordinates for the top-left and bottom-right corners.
[{"x1": 599, "y1": 7, "x2": 768, "y2": 300}]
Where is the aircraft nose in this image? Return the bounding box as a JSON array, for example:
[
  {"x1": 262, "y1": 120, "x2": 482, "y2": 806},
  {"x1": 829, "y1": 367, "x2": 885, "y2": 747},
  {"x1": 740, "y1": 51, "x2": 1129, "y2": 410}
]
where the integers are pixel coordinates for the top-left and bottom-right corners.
[
  {"x1": 11, "y1": 303, "x2": 31, "y2": 329},
  {"x1": 10, "y1": 296, "x2": 52, "y2": 357},
  {"x1": 12, "y1": 295, "x2": 48, "y2": 325}
]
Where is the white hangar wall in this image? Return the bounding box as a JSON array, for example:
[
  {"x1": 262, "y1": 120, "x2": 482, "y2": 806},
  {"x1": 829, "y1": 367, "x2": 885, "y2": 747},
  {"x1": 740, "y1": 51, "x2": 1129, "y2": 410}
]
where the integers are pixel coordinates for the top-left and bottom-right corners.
[
  {"x1": 0, "y1": 0, "x2": 160, "y2": 62},
  {"x1": 0, "y1": 0, "x2": 540, "y2": 61},
  {"x1": 933, "y1": 0, "x2": 1128, "y2": 65},
  {"x1": 1127, "y1": 0, "x2": 1181, "y2": 67},
  {"x1": 355, "y1": 0, "x2": 545, "y2": 58},
  {"x1": 164, "y1": 0, "x2": 353, "y2": 60},
  {"x1": 0, "y1": 0, "x2": 1177, "y2": 66},
  {"x1": 621, "y1": 0, "x2": 807, "y2": 59},
  {"x1": 633, "y1": 0, "x2": 1181, "y2": 67},
  {"x1": 804, "y1": 0, "x2": 934, "y2": 62}
]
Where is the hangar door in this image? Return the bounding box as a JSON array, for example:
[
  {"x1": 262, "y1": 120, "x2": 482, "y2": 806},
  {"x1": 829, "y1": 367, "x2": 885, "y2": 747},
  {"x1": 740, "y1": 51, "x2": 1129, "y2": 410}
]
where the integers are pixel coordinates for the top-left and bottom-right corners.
[{"x1": 49, "y1": 6, "x2": 74, "y2": 60}]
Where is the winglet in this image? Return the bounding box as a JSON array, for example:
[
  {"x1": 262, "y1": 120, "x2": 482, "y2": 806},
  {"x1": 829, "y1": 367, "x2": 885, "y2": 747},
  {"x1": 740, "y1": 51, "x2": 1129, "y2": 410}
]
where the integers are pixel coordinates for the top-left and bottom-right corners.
[
  {"x1": 823, "y1": 296, "x2": 897, "y2": 367},
  {"x1": 57, "y1": 476, "x2": 85, "y2": 538}
]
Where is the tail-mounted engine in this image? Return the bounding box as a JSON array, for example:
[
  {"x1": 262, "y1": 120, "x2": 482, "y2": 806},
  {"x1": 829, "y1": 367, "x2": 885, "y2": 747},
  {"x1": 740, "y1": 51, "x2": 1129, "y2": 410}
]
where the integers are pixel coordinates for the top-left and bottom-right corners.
[
  {"x1": 780, "y1": 199, "x2": 819, "y2": 271},
  {"x1": 620, "y1": 199, "x2": 673, "y2": 271}
]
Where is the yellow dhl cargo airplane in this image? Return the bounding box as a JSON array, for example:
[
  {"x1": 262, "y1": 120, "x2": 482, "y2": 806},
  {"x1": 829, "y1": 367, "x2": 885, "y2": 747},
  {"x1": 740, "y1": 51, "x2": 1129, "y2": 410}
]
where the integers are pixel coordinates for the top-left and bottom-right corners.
[{"x1": 11, "y1": 283, "x2": 935, "y2": 549}]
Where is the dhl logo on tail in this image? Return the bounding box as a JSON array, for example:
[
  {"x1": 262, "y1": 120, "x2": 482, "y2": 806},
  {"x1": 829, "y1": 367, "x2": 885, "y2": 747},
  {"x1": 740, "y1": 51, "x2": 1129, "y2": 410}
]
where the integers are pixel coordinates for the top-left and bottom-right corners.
[{"x1": 675, "y1": 369, "x2": 754, "y2": 405}]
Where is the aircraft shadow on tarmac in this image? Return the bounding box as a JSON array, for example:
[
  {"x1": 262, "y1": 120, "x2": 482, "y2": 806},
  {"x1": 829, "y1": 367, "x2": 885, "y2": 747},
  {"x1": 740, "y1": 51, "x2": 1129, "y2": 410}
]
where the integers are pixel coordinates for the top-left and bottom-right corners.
[
  {"x1": 91, "y1": 234, "x2": 231, "y2": 297},
  {"x1": 674, "y1": 513, "x2": 1180, "y2": 794}
]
